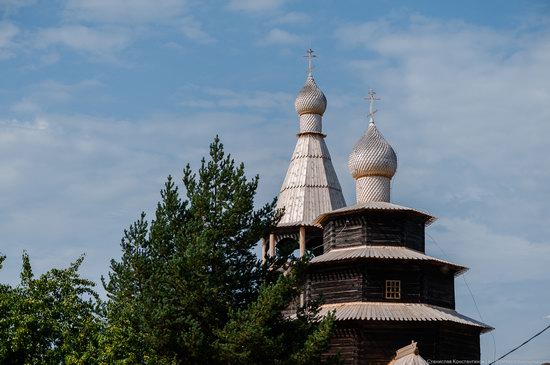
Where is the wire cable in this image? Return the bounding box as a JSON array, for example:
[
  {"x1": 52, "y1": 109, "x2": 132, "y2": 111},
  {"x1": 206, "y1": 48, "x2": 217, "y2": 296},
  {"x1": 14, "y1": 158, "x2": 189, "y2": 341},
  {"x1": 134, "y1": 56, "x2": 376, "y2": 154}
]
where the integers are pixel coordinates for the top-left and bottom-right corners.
[
  {"x1": 488, "y1": 324, "x2": 550, "y2": 365},
  {"x1": 426, "y1": 232, "x2": 497, "y2": 362}
]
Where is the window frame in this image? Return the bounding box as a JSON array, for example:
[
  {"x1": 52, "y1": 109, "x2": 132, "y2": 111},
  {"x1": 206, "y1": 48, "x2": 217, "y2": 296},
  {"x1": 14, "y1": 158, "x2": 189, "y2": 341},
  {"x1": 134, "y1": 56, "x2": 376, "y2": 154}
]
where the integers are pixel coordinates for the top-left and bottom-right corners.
[{"x1": 385, "y1": 279, "x2": 401, "y2": 300}]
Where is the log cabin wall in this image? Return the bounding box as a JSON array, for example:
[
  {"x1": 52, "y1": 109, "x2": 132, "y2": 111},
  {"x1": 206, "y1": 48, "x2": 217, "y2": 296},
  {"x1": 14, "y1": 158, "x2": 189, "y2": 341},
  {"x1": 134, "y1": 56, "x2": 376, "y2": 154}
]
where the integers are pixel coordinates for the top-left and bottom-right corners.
[
  {"x1": 323, "y1": 328, "x2": 362, "y2": 365},
  {"x1": 308, "y1": 265, "x2": 363, "y2": 304},
  {"x1": 308, "y1": 263, "x2": 456, "y2": 309},
  {"x1": 362, "y1": 265, "x2": 423, "y2": 303},
  {"x1": 323, "y1": 215, "x2": 367, "y2": 252},
  {"x1": 423, "y1": 269, "x2": 456, "y2": 309},
  {"x1": 322, "y1": 212, "x2": 425, "y2": 253},
  {"x1": 329, "y1": 322, "x2": 481, "y2": 364},
  {"x1": 436, "y1": 324, "x2": 481, "y2": 360}
]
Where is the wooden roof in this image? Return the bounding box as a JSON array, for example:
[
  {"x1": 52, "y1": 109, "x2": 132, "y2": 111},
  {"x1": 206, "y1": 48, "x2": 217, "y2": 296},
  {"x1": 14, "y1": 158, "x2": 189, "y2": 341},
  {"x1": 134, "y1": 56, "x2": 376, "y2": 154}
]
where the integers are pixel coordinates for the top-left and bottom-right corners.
[
  {"x1": 318, "y1": 302, "x2": 493, "y2": 333},
  {"x1": 310, "y1": 245, "x2": 467, "y2": 275},
  {"x1": 314, "y1": 201, "x2": 437, "y2": 226},
  {"x1": 276, "y1": 133, "x2": 346, "y2": 226}
]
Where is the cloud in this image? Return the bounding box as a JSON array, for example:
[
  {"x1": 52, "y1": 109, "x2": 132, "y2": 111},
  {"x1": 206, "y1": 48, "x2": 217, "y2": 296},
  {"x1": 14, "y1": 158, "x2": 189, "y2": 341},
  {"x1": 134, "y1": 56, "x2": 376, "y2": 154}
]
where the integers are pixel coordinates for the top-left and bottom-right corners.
[
  {"x1": 180, "y1": 17, "x2": 215, "y2": 44},
  {"x1": 64, "y1": 0, "x2": 187, "y2": 24},
  {"x1": 332, "y1": 15, "x2": 550, "y2": 242},
  {"x1": 34, "y1": 25, "x2": 132, "y2": 60},
  {"x1": 262, "y1": 28, "x2": 303, "y2": 45},
  {"x1": 0, "y1": 0, "x2": 35, "y2": 15},
  {"x1": 272, "y1": 11, "x2": 310, "y2": 25},
  {"x1": 227, "y1": 0, "x2": 286, "y2": 13},
  {"x1": 0, "y1": 22, "x2": 19, "y2": 60},
  {"x1": 12, "y1": 79, "x2": 103, "y2": 114},
  {"x1": 180, "y1": 87, "x2": 293, "y2": 110},
  {"x1": 429, "y1": 218, "x2": 550, "y2": 284}
]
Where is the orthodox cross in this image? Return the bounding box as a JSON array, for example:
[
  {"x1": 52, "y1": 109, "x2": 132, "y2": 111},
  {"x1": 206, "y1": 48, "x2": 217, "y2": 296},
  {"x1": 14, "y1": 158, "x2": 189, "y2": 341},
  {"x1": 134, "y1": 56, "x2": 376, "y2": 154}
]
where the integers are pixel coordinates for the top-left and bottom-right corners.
[
  {"x1": 365, "y1": 89, "x2": 380, "y2": 120},
  {"x1": 304, "y1": 48, "x2": 316, "y2": 74}
]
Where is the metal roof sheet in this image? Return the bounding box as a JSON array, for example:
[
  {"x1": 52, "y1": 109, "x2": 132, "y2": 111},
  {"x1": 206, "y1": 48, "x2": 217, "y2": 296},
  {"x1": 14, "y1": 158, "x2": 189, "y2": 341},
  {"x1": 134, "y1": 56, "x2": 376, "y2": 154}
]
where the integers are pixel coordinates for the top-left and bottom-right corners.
[
  {"x1": 310, "y1": 245, "x2": 467, "y2": 275},
  {"x1": 319, "y1": 302, "x2": 493, "y2": 332},
  {"x1": 314, "y1": 201, "x2": 437, "y2": 226}
]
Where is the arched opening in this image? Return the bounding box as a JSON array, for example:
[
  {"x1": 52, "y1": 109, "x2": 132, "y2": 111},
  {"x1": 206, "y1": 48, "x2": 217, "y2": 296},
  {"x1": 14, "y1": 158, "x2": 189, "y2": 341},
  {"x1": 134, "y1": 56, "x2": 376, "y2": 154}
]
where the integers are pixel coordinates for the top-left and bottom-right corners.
[{"x1": 276, "y1": 237, "x2": 299, "y2": 258}]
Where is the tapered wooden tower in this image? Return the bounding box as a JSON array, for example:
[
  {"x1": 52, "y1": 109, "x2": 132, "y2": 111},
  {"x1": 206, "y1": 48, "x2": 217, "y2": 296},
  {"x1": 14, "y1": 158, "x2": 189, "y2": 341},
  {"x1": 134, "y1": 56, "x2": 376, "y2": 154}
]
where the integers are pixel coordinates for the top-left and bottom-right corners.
[
  {"x1": 305, "y1": 90, "x2": 492, "y2": 363},
  {"x1": 263, "y1": 49, "x2": 346, "y2": 260}
]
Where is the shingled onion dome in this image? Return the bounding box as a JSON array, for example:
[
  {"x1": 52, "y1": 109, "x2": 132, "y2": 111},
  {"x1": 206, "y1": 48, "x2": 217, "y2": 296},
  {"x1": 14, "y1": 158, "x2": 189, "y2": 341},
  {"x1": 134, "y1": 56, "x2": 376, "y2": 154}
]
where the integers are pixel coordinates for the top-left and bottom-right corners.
[
  {"x1": 294, "y1": 72, "x2": 327, "y2": 134},
  {"x1": 348, "y1": 91, "x2": 397, "y2": 203},
  {"x1": 295, "y1": 73, "x2": 327, "y2": 116}
]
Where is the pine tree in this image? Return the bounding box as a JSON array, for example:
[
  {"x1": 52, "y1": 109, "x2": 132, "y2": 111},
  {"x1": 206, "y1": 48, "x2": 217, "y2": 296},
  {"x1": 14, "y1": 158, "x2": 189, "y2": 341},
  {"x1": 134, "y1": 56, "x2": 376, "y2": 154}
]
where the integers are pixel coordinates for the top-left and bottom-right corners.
[{"x1": 102, "y1": 137, "x2": 335, "y2": 364}]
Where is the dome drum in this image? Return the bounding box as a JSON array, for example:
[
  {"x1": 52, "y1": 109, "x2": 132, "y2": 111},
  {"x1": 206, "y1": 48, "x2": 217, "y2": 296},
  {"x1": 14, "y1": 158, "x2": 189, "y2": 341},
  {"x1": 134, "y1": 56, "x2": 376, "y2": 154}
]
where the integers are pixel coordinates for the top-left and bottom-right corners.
[
  {"x1": 356, "y1": 176, "x2": 391, "y2": 203},
  {"x1": 299, "y1": 114, "x2": 323, "y2": 134}
]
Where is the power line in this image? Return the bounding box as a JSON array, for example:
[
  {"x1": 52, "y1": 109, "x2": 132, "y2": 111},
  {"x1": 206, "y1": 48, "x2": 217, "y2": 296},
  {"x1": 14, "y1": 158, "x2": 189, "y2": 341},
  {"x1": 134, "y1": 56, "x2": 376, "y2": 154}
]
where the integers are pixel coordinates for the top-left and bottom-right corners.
[
  {"x1": 426, "y1": 232, "x2": 497, "y2": 362},
  {"x1": 489, "y1": 323, "x2": 550, "y2": 365}
]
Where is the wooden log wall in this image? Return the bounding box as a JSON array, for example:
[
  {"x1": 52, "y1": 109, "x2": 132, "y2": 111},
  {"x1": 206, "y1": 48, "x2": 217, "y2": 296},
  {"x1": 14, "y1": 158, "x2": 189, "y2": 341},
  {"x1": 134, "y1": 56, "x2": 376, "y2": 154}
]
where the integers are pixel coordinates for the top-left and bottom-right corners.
[
  {"x1": 362, "y1": 265, "x2": 422, "y2": 303},
  {"x1": 322, "y1": 212, "x2": 425, "y2": 252},
  {"x1": 423, "y1": 269, "x2": 455, "y2": 309},
  {"x1": 323, "y1": 328, "x2": 362, "y2": 365},
  {"x1": 436, "y1": 324, "x2": 481, "y2": 360},
  {"x1": 308, "y1": 263, "x2": 456, "y2": 309},
  {"x1": 328, "y1": 322, "x2": 481, "y2": 364},
  {"x1": 309, "y1": 266, "x2": 363, "y2": 304}
]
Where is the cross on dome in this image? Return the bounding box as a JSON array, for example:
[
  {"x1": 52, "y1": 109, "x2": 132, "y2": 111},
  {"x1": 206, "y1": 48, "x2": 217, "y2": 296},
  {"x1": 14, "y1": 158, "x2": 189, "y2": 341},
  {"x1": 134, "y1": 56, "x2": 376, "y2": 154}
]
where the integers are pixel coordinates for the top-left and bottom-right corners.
[
  {"x1": 304, "y1": 48, "x2": 316, "y2": 75},
  {"x1": 365, "y1": 89, "x2": 380, "y2": 121}
]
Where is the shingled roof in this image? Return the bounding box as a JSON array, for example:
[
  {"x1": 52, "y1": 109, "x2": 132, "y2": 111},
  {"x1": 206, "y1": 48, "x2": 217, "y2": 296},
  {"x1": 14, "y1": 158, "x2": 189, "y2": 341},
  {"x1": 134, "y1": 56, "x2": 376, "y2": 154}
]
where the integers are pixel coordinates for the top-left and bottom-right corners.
[{"x1": 318, "y1": 302, "x2": 493, "y2": 333}]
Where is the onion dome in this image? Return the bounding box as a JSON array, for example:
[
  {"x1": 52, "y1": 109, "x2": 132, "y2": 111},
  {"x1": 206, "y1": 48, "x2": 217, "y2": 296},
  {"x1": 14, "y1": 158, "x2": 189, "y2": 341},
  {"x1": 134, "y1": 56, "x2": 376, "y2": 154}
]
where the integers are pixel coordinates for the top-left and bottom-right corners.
[
  {"x1": 348, "y1": 118, "x2": 397, "y2": 179},
  {"x1": 294, "y1": 74, "x2": 327, "y2": 116},
  {"x1": 348, "y1": 89, "x2": 397, "y2": 203}
]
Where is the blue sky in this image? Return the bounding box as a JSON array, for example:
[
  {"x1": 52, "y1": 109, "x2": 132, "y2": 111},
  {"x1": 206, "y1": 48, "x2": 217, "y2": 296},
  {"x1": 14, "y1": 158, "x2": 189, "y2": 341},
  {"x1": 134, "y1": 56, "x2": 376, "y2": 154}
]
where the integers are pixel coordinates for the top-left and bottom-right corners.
[{"x1": 1, "y1": 0, "x2": 549, "y2": 361}]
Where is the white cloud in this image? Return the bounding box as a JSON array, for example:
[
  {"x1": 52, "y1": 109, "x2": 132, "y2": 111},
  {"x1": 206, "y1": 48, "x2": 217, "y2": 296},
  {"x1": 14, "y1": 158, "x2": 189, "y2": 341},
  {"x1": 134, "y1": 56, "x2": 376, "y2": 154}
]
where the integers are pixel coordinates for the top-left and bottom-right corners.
[
  {"x1": 39, "y1": 52, "x2": 60, "y2": 66},
  {"x1": 64, "y1": 0, "x2": 187, "y2": 24},
  {"x1": 12, "y1": 79, "x2": 103, "y2": 114},
  {"x1": 262, "y1": 28, "x2": 303, "y2": 45},
  {"x1": 12, "y1": 98, "x2": 39, "y2": 114},
  {"x1": 0, "y1": 22, "x2": 19, "y2": 60},
  {"x1": 0, "y1": 0, "x2": 35, "y2": 14},
  {"x1": 34, "y1": 25, "x2": 132, "y2": 60},
  {"x1": 227, "y1": 0, "x2": 286, "y2": 13},
  {"x1": 180, "y1": 87, "x2": 293, "y2": 110},
  {"x1": 272, "y1": 11, "x2": 310, "y2": 25},
  {"x1": 429, "y1": 218, "x2": 550, "y2": 284},
  {"x1": 180, "y1": 17, "x2": 215, "y2": 44}
]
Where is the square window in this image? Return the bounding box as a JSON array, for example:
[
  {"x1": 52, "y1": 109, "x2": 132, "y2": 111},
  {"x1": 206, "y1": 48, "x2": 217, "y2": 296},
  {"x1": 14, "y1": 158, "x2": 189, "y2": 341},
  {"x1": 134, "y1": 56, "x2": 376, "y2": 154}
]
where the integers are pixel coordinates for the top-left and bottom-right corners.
[{"x1": 385, "y1": 280, "x2": 401, "y2": 299}]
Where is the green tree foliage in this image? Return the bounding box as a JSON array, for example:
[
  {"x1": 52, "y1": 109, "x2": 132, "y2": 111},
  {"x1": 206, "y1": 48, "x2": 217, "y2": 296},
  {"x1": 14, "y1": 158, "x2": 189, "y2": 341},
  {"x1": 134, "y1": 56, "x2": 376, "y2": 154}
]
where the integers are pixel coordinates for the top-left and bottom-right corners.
[
  {"x1": 102, "y1": 137, "x2": 335, "y2": 364},
  {"x1": 0, "y1": 253, "x2": 103, "y2": 364}
]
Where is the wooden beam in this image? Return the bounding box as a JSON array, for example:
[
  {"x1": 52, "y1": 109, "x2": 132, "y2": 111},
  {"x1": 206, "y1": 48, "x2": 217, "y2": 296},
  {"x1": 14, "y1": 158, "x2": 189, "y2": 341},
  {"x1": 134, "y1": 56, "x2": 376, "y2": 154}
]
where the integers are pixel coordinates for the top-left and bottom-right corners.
[
  {"x1": 299, "y1": 226, "x2": 306, "y2": 257},
  {"x1": 261, "y1": 237, "x2": 267, "y2": 264},
  {"x1": 269, "y1": 233, "x2": 275, "y2": 257}
]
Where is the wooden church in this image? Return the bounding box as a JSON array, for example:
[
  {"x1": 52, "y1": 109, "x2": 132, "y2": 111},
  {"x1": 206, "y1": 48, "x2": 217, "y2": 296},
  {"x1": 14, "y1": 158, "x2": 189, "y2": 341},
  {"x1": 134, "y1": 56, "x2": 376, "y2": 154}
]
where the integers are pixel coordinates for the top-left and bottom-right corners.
[{"x1": 263, "y1": 50, "x2": 492, "y2": 364}]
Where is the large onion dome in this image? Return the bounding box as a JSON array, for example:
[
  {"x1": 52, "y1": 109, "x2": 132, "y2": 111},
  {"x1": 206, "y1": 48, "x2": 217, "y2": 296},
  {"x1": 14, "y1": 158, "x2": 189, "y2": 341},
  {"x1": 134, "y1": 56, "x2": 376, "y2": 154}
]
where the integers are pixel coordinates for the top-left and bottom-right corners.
[
  {"x1": 294, "y1": 74, "x2": 327, "y2": 116},
  {"x1": 348, "y1": 119, "x2": 397, "y2": 179}
]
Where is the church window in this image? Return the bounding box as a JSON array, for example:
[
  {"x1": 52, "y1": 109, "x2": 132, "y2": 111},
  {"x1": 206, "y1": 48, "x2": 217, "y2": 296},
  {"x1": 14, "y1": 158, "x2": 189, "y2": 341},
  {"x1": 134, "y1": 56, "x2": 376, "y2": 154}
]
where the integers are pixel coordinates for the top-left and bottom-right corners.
[{"x1": 385, "y1": 280, "x2": 401, "y2": 299}]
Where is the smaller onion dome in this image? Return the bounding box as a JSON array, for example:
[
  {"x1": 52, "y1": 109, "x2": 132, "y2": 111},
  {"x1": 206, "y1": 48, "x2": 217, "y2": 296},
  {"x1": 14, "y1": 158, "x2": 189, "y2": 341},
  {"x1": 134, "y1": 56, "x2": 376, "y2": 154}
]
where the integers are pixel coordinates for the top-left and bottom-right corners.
[
  {"x1": 294, "y1": 74, "x2": 327, "y2": 116},
  {"x1": 348, "y1": 119, "x2": 397, "y2": 179}
]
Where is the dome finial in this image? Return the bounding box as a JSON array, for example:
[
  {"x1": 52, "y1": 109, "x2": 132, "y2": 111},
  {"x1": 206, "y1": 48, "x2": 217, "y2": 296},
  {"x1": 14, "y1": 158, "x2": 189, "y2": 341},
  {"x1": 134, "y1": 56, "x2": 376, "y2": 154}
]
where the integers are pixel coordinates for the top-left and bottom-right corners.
[
  {"x1": 304, "y1": 48, "x2": 316, "y2": 76},
  {"x1": 365, "y1": 88, "x2": 380, "y2": 122}
]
